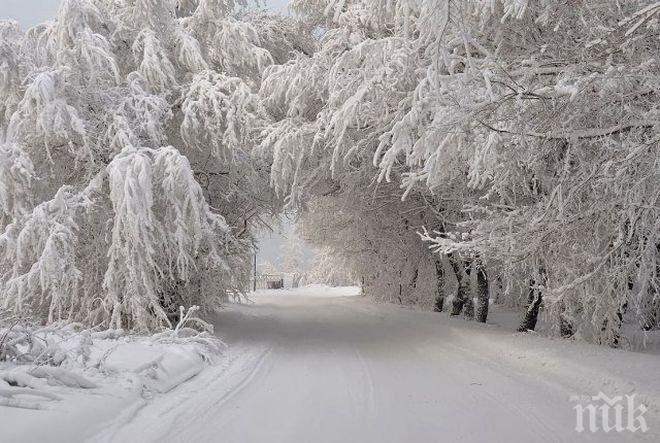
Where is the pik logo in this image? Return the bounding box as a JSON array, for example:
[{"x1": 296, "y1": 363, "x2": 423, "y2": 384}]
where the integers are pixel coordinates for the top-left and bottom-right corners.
[{"x1": 572, "y1": 392, "x2": 648, "y2": 433}]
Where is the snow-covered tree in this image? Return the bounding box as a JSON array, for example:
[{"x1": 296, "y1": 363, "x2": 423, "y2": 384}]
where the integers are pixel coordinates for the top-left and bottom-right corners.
[
  {"x1": 0, "y1": 0, "x2": 307, "y2": 330},
  {"x1": 3, "y1": 0, "x2": 656, "y2": 347},
  {"x1": 258, "y1": 0, "x2": 659, "y2": 344},
  {"x1": 303, "y1": 246, "x2": 355, "y2": 287},
  {"x1": 257, "y1": 0, "x2": 470, "y2": 314},
  {"x1": 281, "y1": 233, "x2": 305, "y2": 274},
  {"x1": 381, "y1": 0, "x2": 660, "y2": 343}
]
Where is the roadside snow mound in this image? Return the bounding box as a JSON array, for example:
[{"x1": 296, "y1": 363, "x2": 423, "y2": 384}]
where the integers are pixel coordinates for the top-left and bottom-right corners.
[{"x1": 0, "y1": 306, "x2": 224, "y2": 411}]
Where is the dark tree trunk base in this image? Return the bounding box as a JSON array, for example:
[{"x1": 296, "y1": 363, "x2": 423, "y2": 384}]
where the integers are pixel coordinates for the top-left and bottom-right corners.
[
  {"x1": 517, "y1": 300, "x2": 542, "y2": 332},
  {"x1": 433, "y1": 259, "x2": 445, "y2": 313},
  {"x1": 463, "y1": 297, "x2": 475, "y2": 320},
  {"x1": 560, "y1": 316, "x2": 574, "y2": 338},
  {"x1": 434, "y1": 297, "x2": 445, "y2": 312},
  {"x1": 450, "y1": 298, "x2": 464, "y2": 316},
  {"x1": 475, "y1": 266, "x2": 489, "y2": 323},
  {"x1": 448, "y1": 256, "x2": 472, "y2": 318},
  {"x1": 518, "y1": 278, "x2": 543, "y2": 332}
]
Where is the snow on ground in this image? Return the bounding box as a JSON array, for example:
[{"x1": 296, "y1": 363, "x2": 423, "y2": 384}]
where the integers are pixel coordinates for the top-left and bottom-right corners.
[
  {"x1": 3, "y1": 287, "x2": 660, "y2": 442},
  {"x1": 251, "y1": 284, "x2": 361, "y2": 298},
  {"x1": 1, "y1": 311, "x2": 224, "y2": 443}
]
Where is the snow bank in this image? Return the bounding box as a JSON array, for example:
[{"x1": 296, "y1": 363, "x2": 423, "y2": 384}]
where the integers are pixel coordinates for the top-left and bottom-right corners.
[
  {"x1": 251, "y1": 284, "x2": 361, "y2": 298},
  {"x1": 416, "y1": 304, "x2": 660, "y2": 419},
  {"x1": 0, "y1": 310, "x2": 225, "y2": 442}
]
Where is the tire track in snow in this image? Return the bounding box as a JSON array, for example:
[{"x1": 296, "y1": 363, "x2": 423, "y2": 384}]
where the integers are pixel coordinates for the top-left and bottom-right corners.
[
  {"x1": 201, "y1": 346, "x2": 273, "y2": 411},
  {"x1": 85, "y1": 399, "x2": 148, "y2": 443},
  {"x1": 165, "y1": 346, "x2": 273, "y2": 442},
  {"x1": 97, "y1": 295, "x2": 659, "y2": 443},
  {"x1": 355, "y1": 348, "x2": 377, "y2": 418},
  {"x1": 438, "y1": 340, "x2": 584, "y2": 442},
  {"x1": 94, "y1": 346, "x2": 273, "y2": 443}
]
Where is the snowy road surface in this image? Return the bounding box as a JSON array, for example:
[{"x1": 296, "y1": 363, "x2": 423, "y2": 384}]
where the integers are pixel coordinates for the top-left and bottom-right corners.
[{"x1": 94, "y1": 291, "x2": 659, "y2": 443}]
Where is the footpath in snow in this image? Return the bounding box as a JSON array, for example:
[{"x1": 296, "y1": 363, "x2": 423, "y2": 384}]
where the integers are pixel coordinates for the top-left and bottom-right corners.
[{"x1": 3, "y1": 286, "x2": 660, "y2": 442}]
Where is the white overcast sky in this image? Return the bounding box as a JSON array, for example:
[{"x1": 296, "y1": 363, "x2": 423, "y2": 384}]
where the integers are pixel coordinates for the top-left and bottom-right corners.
[
  {"x1": 1, "y1": 0, "x2": 289, "y2": 29},
  {"x1": 2, "y1": 0, "x2": 60, "y2": 27}
]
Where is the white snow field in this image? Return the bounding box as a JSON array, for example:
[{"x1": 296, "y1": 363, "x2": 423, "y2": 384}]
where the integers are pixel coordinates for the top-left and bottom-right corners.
[{"x1": 4, "y1": 286, "x2": 660, "y2": 442}]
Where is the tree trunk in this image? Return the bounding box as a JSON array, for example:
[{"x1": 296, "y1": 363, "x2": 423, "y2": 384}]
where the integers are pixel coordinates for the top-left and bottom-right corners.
[
  {"x1": 519, "y1": 268, "x2": 551, "y2": 333},
  {"x1": 494, "y1": 275, "x2": 504, "y2": 304},
  {"x1": 518, "y1": 277, "x2": 543, "y2": 332},
  {"x1": 448, "y1": 255, "x2": 471, "y2": 317},
  {"x1": 560, "y1": 316, "x2": 574, "y2": 338},
  {"x1": 410, "y1": 268, "x2": 419, "y2": 289},
  {"x1": 641, "y1": 298, "x2": 659, "y2": 331},
  {"x1": 603, "y1": 276, "x2": 632, "y2": 346},
  {"x1": 475, "y1": 265, "x2": 489, "y2": 323},
  {"x1": 433, "y1": 259, "x2": 445, "y2": 312},
  {"x1": 558, "y1": 298, "x2": 574, "y2": 338},
  {"x1": 641, "y1": 243, "x2": 660, "y2": 331},
  {"x1": 462, "y1": 264, "x2": 474, "y2": 320},
  {"x1": 606, "y1": 301, "x2": 627, "y2": 347}
]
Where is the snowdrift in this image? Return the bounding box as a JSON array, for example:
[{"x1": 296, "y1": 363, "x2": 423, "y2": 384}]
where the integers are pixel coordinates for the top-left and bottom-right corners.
[{"x1": 0, "y1": 311, "x2": 225, "y2": 442}]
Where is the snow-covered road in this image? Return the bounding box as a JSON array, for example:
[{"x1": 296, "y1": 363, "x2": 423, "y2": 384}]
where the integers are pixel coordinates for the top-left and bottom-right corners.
[{"x1": 95, "y1": 292, "x2": 659, "y2": 443}]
